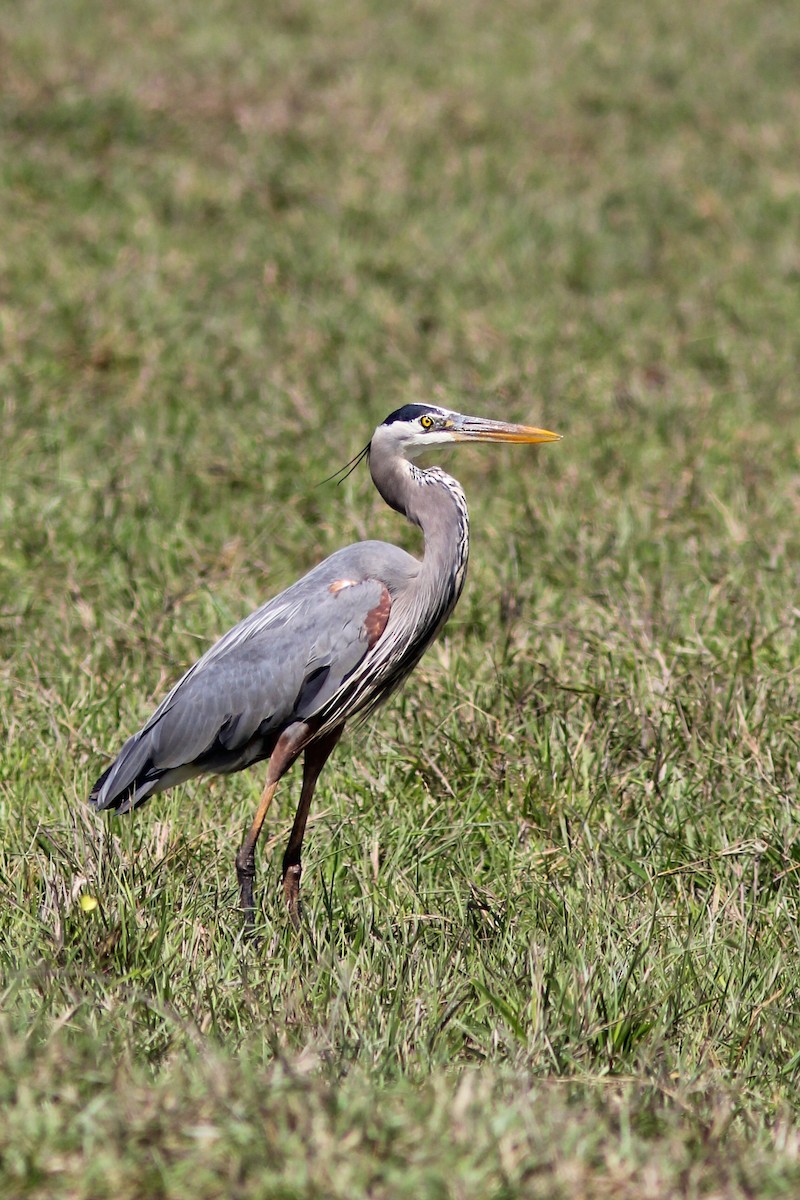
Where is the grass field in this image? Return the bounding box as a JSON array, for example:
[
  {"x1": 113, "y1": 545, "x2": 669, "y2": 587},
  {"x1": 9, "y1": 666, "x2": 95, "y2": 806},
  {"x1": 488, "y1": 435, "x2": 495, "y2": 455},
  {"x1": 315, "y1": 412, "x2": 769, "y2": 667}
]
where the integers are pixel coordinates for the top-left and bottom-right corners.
[{"x1": 2, "y1": 0, "x2": 800, "y2": 1194}]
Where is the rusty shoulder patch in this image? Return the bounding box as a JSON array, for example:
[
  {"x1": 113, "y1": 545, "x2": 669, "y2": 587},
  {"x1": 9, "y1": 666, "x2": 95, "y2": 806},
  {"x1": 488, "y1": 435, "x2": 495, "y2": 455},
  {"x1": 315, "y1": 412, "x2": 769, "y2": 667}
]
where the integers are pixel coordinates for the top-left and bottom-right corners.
[
  {"x1": 329, "y1": 578, "x2": 358, "y2": 594},
  {"x1": 364, "y1": 584, "x2": 392, "y2": 649}
]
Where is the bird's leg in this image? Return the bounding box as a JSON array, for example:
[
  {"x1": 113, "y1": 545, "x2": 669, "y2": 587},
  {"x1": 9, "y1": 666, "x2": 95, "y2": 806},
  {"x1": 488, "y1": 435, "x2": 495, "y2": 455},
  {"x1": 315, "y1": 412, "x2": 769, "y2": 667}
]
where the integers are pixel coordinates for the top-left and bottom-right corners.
[
  {"x1": 282, "y1": 725, "x2": 343, "y2": 928},
  {"x1": 235, "y1": 722, "x2": 311, "y2": 930},
  {"x1": 236, "y1": 778, "x2": 279, "y2": 927}
]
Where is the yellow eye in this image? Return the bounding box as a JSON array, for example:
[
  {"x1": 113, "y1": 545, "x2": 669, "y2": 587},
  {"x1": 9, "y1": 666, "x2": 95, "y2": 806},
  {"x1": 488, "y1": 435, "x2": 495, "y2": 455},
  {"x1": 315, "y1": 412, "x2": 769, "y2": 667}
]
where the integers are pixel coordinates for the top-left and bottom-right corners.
[{"x1": 420, "y1": 414, "x2": 434, "y2": 429}]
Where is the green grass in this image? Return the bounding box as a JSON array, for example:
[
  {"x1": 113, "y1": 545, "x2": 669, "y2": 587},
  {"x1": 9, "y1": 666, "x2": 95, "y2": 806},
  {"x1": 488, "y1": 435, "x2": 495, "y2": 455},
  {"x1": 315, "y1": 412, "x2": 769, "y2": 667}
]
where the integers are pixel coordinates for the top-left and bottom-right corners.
[{"x1": 3, "y1": 0, "x2": 800, "y2": 1194}]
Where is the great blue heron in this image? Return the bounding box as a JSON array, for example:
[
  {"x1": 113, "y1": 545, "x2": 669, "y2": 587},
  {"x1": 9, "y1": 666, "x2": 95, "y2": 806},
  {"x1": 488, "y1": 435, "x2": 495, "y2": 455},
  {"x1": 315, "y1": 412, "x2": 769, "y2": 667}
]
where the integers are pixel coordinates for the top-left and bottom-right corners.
[{"x1": 89, "y1": 404, "x2": 560, "y2": 927}]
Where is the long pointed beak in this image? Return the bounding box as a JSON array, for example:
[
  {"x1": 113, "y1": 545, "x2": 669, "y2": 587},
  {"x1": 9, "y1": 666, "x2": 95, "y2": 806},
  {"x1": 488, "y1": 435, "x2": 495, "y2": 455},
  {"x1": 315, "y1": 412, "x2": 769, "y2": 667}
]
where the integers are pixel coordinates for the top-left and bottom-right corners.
[{"x1": 451, "y1": 415, "x2": 561, "y2": 444}]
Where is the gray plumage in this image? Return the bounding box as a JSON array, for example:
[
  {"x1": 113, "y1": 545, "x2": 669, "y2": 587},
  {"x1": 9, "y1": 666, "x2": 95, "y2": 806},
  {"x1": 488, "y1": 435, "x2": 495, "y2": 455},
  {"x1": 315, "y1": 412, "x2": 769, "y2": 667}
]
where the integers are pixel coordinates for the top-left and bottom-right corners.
[
  {"x1": 88, "y1": 403, "x2": 559, "y2": 924},
  {"x1": 90, "y1": 543, "x2": 416, "y2": 811}
]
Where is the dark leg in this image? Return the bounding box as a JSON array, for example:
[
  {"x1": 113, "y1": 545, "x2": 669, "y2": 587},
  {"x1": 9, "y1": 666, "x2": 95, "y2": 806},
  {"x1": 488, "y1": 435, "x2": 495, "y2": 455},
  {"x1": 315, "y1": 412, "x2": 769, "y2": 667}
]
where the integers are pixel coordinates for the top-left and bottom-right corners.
[
  {"x1": 235, "y1": 778, "x2": 279, "y2": 927},
  {"x1": 235, "y1": 722, "x2": 311, "y2": 929},
  {"x1": 282, "y1": 726, "x2": 344, "y2": 927}
]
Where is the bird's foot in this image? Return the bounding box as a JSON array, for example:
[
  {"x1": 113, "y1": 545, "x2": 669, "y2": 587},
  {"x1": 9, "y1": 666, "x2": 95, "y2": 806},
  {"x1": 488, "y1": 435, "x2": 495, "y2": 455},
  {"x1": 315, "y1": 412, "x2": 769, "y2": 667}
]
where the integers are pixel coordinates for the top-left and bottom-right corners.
[{"x1": 283, "y1": 863, "x2": 302, "y2": 931}]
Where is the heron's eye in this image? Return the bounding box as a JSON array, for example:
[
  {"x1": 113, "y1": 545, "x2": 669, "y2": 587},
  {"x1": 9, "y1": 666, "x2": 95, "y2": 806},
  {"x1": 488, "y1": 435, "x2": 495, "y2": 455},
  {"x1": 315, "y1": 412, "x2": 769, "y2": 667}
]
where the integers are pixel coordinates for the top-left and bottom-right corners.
[{"x1": 420, "y1": 414, "x2": 434, "y2": 430}]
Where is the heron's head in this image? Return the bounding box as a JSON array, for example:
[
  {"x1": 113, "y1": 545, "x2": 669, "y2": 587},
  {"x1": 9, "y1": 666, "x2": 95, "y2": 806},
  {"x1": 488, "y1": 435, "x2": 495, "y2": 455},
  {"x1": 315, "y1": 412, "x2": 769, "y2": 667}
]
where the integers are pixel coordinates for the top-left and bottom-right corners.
[{"x1": 373, "y1": 403, "x2": 561, "y2": 459}]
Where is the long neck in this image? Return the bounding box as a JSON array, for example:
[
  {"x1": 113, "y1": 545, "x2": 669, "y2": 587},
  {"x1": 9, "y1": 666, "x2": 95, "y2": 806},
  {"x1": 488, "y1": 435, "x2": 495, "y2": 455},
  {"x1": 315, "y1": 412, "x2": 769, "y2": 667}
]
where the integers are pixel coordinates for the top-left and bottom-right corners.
[{"x1": 369, "y1": 444, "x2": 470, "y2": 623}]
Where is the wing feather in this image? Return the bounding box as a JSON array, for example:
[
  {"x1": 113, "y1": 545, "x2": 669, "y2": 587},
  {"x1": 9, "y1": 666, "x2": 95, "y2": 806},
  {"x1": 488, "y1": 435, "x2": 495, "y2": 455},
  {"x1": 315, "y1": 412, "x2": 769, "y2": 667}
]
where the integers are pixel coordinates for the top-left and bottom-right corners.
[{"x1": 90, "y1": 567, "x2": 395, "y2": 811}]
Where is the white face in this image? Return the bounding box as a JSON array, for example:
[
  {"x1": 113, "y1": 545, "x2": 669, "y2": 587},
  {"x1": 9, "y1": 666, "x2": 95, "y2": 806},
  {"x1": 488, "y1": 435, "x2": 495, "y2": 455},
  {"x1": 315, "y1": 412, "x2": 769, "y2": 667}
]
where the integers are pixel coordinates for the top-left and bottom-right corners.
[{"x1": 375, "y1": 406, "x2": 461, "y2": 459}]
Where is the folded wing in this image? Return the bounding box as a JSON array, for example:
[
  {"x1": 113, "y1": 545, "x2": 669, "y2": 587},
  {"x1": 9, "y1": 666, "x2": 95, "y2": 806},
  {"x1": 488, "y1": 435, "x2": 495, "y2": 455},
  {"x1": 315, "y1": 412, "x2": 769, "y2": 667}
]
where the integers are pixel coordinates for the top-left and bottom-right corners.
[{"x1": 89, "y1": 572, "x2": 392, "y2": 813}]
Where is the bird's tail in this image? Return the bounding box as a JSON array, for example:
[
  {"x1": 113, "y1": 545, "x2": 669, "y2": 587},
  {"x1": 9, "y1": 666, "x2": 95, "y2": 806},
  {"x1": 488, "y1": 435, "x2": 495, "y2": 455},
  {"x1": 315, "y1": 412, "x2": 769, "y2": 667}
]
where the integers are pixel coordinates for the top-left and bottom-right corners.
[{"x1": 88, "y1": 728, "x2": 171, "y2": 815}]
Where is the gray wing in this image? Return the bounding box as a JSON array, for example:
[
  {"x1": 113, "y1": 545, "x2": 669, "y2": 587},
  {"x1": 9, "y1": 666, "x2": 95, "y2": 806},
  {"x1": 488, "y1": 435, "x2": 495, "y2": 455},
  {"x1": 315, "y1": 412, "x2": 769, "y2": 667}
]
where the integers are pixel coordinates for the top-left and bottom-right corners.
[{"x1": 89, "y1": 541, "x2": 416, "y2": 812}]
